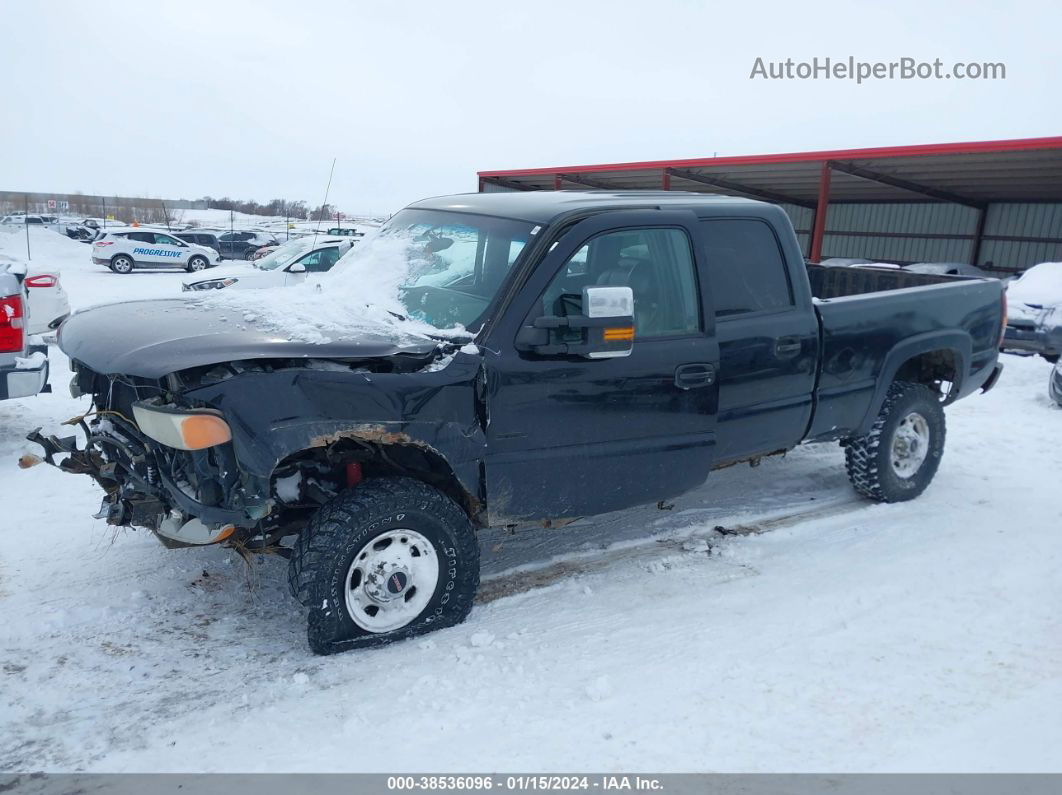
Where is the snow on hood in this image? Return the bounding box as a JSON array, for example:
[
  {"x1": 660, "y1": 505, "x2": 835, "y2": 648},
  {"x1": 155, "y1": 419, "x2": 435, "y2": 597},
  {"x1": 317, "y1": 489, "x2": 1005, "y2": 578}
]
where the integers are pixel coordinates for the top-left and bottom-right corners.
[
  {"x1": 1007, "y1": 262, "x2": 1062, "y2": 308},
  {"x1": 191, "y1": 231, "x2": 472, "y2": 345}
]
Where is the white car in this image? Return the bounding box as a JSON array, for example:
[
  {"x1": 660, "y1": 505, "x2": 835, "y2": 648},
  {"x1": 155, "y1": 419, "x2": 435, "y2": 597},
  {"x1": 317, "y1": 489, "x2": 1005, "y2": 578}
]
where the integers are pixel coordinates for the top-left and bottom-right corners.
[
  {"x1": 181, "y1": 237, "x2": 353, "y2": 291},
  {"x1": 92, "y1": 228, "x2": 221, "y2": 274},
  {"x1": 0, "y1": 254, "x2": 70, "y2": 335}
]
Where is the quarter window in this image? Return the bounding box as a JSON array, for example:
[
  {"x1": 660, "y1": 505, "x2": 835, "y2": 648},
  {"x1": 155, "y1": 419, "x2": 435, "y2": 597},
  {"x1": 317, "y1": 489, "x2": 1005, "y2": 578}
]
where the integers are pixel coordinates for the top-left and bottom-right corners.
[{"x1": 700, "y1": 219, "x2": 793, "y2": 316}]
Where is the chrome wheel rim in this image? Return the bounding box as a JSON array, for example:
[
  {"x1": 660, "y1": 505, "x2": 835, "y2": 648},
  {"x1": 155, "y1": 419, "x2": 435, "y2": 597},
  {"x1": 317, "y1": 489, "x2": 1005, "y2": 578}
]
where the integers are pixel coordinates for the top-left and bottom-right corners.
[
  {"x1": 890, "y1": 411, "x2": 930, "y2": 478},
  {"x1": 191, "y1": 258, "x2": 205, "y2": 270},
  {"x1": 344, "y1": 529, "x2": 439, "y2": 633},
  {"x1": 114, "y1": 258, "x2": 131, "y2": 272}
]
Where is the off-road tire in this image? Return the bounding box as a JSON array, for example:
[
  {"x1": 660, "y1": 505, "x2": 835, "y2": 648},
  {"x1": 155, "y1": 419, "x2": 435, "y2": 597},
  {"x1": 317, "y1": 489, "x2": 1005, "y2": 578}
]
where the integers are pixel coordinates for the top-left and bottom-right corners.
[
  {"x1": 288, "y1": 477, "x2": 479, "y2": 655},
  {"x1": 110, "y1": 254, "x2": 134, "y2": 274},
  {"x1": 844, "y1": 380, "x2": 946, "y2": 503},
  {"x1": 186, "y1": 255, "x2": 209, "y2": 273}
]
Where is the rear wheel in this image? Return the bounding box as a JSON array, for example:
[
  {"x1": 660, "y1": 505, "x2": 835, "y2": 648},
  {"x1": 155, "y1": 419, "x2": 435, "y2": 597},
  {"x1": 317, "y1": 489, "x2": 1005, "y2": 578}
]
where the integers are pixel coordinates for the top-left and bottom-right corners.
[
  {"x1": 110, "y1": 255, "x2": 134, "y2": 274},
  {"x1": 288, "y1": 477, "x2": 479, "y2": 655},
  {"x1": 186, "y1": 255, "x2": 208, "y2": 272},
  {"x1": 244, "y1": 248, "x2": 257, "y2": 260},
  {"x1": 844, "y1": 381, "x2": 946, "y2": 502}
]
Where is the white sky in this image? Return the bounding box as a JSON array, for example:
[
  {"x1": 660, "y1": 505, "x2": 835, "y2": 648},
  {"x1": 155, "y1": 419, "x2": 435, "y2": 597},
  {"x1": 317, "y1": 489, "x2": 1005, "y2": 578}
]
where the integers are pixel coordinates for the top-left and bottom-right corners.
[{"x1": 1, "y1": 0, "x2": 1059, "y2": 215}]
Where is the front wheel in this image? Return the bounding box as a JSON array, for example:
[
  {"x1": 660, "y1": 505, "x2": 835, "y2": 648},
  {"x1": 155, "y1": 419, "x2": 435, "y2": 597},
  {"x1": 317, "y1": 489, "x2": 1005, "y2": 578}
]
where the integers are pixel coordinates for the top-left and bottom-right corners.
[
  {"x1": 844, "y1": 381, "x2": 946, "y2": 503},
  {"x1": 186, "y1": 255, "x2": 208, "y2": 272},
  {"x1": 288, "y1": 477, "x2": 479, "y2": 655},
  {"x1": 110, "y1": 255, "x2": 134, "y2": 274}
]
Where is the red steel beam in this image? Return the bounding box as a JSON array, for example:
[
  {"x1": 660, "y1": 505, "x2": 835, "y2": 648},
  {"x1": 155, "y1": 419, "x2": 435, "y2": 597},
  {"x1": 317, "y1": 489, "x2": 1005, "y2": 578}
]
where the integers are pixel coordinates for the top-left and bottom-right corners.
[
  {"x1": 809, "y1": 162, "x2": 831, "y2": 263},
  {"x1": 478, "y1": 136, "x2": 1062, "y2": 179},
  {"x1": 662, "y1": 169, "x2": 671, "y2": 190}
]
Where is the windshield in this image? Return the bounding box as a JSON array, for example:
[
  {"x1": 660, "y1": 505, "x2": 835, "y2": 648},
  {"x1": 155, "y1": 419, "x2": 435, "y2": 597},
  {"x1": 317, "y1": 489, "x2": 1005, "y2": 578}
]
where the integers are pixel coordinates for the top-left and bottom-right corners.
[
  {"x1": 330, "y1": 208, "x2": 534, "y2": 328},
  {"x1": 254, "y1": 238, "x2": 315, "y2": 270}
]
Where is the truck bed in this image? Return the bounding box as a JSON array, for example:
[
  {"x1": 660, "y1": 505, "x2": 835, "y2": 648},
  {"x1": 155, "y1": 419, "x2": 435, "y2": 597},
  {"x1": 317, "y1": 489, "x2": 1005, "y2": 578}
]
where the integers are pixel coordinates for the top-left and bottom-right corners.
[
  {"x1": 807, "y1": 263, "x2": 955, "y2": 299},
  {"x1": 806, "y1": 264, "x2": 1005, "y2": 443}
]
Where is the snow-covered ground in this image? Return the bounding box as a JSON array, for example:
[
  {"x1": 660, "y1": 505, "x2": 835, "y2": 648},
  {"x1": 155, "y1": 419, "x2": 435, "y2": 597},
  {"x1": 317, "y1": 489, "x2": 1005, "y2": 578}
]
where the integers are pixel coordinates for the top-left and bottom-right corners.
[{"x1": 0, "y1": 227, "x2": 1060, "y2": 773}]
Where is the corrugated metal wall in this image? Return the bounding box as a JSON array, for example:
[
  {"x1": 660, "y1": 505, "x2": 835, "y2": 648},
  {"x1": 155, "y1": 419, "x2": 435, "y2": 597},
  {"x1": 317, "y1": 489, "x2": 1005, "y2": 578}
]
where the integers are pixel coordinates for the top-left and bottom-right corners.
[
  {"x1": 477, "y1": 184, "x2": 1062, "y2": 271},
  {"x1": 820, "y1": 203, "x2": 980, "y2": 264},
  {"x1": 978, "y1": 203, "x2": 1062, "y2": 268},
  {"x1": 779, "y1": 204, "x2": 813, "y2": 254}
]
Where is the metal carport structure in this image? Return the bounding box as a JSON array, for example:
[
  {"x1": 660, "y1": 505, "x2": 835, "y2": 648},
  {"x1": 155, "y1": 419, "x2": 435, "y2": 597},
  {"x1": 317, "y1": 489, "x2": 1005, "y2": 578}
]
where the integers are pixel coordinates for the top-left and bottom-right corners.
[{"x1": 477, "y1": 136, "x2": 1062, "y2": 271}]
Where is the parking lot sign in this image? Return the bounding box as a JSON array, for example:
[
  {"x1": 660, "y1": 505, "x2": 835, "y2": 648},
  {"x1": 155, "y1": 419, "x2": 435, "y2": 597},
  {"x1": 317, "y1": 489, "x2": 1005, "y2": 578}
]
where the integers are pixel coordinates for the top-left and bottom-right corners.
[{"x1": 47, "y1": 199, "x2": 56, "y2": 209}]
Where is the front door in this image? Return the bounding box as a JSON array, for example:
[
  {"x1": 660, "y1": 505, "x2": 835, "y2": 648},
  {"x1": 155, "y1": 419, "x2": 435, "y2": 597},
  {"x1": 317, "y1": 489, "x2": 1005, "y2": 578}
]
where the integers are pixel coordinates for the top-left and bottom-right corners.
[{"x1": 483, "y1": 211, "x2": 720, "y2": 523}]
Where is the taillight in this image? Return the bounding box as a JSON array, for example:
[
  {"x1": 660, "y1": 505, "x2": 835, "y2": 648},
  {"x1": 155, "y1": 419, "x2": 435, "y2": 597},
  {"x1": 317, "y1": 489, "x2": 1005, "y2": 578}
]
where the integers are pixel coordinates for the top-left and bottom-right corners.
[
  {"x1": 0, "y1": 294, "x2": 25, "y2": 353},
  {"x1": 95, "y1": 240, "x2": 113, "y2": 247},
  {"x1": 25, "y1": 274, "x2": 58, "y2": 288}
]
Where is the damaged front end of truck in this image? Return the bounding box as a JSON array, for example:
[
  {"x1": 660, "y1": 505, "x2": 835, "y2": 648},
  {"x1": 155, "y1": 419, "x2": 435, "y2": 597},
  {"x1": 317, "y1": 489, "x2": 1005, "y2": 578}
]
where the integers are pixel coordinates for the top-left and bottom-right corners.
[{"x1": 25, "y1": 299, "x2": 485, "y2": 551}]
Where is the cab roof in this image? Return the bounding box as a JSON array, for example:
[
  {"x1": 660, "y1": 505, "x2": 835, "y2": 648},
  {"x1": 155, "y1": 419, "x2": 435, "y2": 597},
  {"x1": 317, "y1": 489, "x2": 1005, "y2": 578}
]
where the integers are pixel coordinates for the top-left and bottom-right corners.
[{"x1": 408, "y1": 190, "x2": 765, "y2": 225}]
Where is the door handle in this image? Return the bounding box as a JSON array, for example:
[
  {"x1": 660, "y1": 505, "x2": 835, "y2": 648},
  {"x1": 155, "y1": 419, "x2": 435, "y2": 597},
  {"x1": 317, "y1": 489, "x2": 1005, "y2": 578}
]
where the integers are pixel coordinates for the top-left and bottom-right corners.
[
  {"x1": 674, "y1": 363, "x2": 716, "y2": 390},
  {"x1": 775, "y1": 337, "x2": 802, "y2": 358}
]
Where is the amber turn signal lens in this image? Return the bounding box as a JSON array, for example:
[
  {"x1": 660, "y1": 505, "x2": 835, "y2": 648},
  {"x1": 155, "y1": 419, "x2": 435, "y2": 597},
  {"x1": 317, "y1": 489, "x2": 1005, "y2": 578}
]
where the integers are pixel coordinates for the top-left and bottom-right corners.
[
  {"x1": 180, "y1": 414, "x2": 233, "y2": 449},
  {"x1": 603, "y1": 327, "x2": 635, "y2": 342}
]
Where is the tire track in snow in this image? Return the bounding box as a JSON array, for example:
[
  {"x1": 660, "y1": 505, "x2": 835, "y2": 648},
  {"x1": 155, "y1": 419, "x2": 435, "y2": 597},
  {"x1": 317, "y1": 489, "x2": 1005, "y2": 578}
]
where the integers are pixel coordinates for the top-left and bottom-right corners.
[{"x1": 477, "y1": 497, "x2": 866, "y2": 603}]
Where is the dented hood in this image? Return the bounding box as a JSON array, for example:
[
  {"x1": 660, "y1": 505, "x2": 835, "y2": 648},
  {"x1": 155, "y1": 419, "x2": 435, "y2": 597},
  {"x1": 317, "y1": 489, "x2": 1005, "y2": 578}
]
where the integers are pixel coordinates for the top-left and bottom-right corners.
[{"x1": 58, "y1": 299, "x2": 439, "y2": 378}]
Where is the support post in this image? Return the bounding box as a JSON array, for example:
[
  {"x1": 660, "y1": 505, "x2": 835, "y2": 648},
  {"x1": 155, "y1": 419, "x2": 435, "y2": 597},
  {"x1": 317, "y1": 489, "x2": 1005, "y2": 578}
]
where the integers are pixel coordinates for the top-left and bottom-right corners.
[
  {"x1": 971, "y1": 206, "x2": 989, "y2": 266},
  {"x1": 662, "y1": 170, "x2": 671, "y2": 191},
  {"x1": 553, "y1": 175, "x2": 562, "y2": 190},
  {"x1": 809, "y1": 162, "x2": 831, "y2": 263}
]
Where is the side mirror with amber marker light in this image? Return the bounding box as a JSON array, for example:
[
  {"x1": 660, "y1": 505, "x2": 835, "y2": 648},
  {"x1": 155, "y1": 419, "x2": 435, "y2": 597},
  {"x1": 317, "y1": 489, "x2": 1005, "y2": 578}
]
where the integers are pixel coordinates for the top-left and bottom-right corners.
[{"x1": 514, "y1": 285, "x2": 635, "y2": 359}]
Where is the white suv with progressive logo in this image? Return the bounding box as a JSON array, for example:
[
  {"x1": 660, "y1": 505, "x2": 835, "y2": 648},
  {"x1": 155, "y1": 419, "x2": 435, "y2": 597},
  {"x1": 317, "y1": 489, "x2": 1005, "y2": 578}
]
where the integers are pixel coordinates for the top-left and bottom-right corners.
[{"x1": 91, "y1": 228, "x2": 221, "y2": 274}]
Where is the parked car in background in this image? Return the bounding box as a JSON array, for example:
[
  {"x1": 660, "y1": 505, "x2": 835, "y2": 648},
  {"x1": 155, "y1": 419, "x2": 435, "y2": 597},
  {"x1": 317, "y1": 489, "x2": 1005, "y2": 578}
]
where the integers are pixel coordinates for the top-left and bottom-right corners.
[
  {"x1": 1002, "y1": 261, "x2": 1062, "y2": 363},
  {"x1": 327, "y1": 227, "x2": 365, "y2": 237},
  {"x1": 906, "y1": 262, "x2": 997, "y2": 279},
  {"x1": 0, "y1": 258, "x2": 49, "y2": 401},
  {"x1": 182, "y1": 237, "x2": 353, "y2": 291},
  {"x1": 92, "y1": 228, "x2": 221, "y2": 274},
  {"x1": 0, "y1": 254, "x2": 70, "y2": 335},
  {"x1": 216, "y1": 231, "x2": 278, "y2": 260},
  {"x1": 65, "y1": 218, "x2": 113, "y2": 242},
  {"x1": 819, "y1": 257, "x2": 877, "y2": 267},
  {"x1": 250, "y1": 245, "x2": 277, "y2": 261},
  {"x1": 175, "y1": 231, "x2": 221, "y2": 257},
  {"x1": 1049, "y1": 359, "x2": 1062, "y2": 407},
  {"x1": 1, "y1": 214, "x2": 59, "y2": 229}
]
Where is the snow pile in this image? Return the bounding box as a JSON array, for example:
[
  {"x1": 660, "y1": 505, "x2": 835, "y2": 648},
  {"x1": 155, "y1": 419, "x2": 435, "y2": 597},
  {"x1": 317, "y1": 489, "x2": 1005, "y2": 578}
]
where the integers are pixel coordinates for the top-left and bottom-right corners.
[{"x1": 193, "y1": 230, "x2": 472, "y2": 344}]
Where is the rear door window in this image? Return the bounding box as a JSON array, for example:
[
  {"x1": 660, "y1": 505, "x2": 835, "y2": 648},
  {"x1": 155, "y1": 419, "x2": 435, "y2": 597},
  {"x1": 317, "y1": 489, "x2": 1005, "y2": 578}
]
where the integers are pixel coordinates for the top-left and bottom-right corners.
[{"x1": 699, "y1": 219, "x2": 794, "y2": 317}]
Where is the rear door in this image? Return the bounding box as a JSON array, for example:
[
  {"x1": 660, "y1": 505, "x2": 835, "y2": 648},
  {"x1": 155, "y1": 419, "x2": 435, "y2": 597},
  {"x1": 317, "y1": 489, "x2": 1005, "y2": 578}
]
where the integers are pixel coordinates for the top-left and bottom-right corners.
[
  {"x1": 698, "y1": 217, "x2": 819, "y2": 462},
  {"x1": 217, "y1": 232, "x2": 240, "y2": 258},
  {"x1": 126, "y1": 231, "x2": 160, "y2": 265},
  {"x1": 150, "y1": 233, "x2": 188, "y2": 267},
  {"x1": 483, "y1": 211, "x2": 720, "y2": 522}
]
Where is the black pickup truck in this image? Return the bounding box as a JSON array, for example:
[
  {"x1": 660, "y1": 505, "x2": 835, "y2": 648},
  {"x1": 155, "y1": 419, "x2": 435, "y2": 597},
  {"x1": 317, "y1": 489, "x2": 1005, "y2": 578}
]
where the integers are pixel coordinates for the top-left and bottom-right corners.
[{"x1": 31, "y1": 191, "x2": 1006, "y2": 654}]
